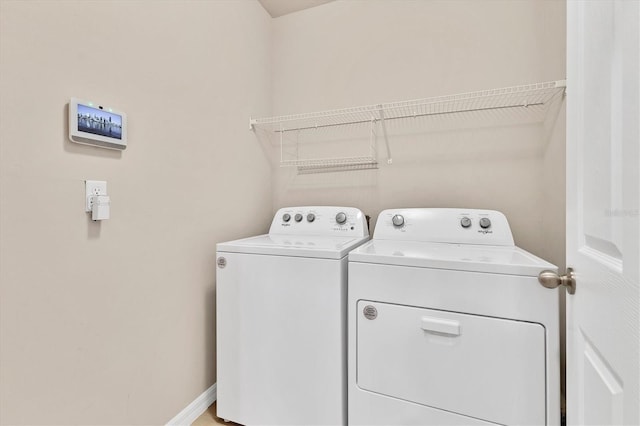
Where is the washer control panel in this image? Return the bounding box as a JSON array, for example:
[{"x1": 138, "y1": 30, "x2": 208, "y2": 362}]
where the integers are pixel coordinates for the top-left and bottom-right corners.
[
  {"x1": 270, "y1": 206, "x2": 369, "y2": 237},
  {"x1": 374, "y1": 208, "x2": 514, "y2": 246}
]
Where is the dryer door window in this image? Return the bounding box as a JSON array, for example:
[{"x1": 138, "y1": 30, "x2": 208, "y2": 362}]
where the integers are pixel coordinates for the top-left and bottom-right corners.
[{"x1": 356, "y1": 300, "x2": 546, "y2": 426}]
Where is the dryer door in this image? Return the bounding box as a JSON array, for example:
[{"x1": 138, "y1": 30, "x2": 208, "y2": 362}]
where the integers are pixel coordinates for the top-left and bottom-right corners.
[{"x1": 356, "y1": 301, "x2": 546, "y2": 425}]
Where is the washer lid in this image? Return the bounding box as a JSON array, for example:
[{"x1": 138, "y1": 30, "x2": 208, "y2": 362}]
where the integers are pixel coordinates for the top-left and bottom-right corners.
[
  {"x1": 217, "y1": 234, "x2": 370, "y2": 259},
  {"x1": 349, "y1": 240, "x2": 556, "y2": 276}
]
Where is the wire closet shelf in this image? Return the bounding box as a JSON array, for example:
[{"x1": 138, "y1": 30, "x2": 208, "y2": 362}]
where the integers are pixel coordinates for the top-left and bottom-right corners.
[{"x1": 250, "y1": 80, "x2": 566, "y2": 172}]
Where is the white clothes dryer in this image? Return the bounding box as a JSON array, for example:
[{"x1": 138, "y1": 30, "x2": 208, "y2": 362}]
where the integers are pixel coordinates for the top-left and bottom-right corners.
[
  {"x1": 216, "y1": 206, "x2": 369, "y2": 426},
  {"x1": 348, "y1": 208, "x2": 560, "y2": 426}
]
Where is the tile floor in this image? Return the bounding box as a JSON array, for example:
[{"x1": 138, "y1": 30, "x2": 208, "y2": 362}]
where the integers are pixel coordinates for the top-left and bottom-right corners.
[{"x1": 192, "y1": 402, "x2": 240, "y2": 426}]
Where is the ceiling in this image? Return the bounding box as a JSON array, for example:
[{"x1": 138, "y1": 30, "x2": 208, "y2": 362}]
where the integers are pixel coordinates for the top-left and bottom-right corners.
[{"x1": 257, "y1": 0, "x2": 334, "y2": 18}]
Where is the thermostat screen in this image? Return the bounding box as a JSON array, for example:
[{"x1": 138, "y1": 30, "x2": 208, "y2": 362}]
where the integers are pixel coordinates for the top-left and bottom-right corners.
[{"x1": 77, "y1": 104, "x2": 123, "y2": 140}]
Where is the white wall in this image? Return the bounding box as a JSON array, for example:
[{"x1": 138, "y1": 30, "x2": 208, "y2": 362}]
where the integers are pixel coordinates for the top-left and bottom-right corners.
[
  {"x1": 0, "y1": 1, "x2": 272, "y2": 424},
  {"x1": 270, "y1": 0, "x2": 566, "y2": 269}
]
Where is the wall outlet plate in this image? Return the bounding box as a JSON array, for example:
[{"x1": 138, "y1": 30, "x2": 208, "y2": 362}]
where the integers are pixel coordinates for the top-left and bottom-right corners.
[{"x1": 85, "y1": 180, "x2": 107, "y2": 212}]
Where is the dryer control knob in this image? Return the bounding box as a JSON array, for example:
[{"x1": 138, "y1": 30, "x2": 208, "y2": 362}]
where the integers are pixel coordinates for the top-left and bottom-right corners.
[
  {"x1": 392, "y1": 214, "x2": 405, "y2": 227},
  {"x1": 282, "y1": 213, "x2": 291, "y2": 222},
  {"x1": 335, "y1": 212, "x2": 347, "y2": 225},
  {"x1": 307, "y1": 213, "x2": 316, "y2": 222},
  {"x1": 479, "y1": 217, "x2": 492, "y2": 229},
  {"x1": 460, "y1": 217, "x2": 472, "y2": 228},
  {"x1": 294, "y1": 213, "x2": 303, "y2": 222}
]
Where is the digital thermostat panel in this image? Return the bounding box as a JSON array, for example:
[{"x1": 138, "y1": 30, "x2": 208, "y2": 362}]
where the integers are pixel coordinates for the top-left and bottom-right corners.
[{"x1": 69, "y1": 98, "x2": 127, "y2": 150}]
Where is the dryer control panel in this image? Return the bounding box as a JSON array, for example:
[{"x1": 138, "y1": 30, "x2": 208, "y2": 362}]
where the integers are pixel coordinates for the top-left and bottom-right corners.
[
  {"x1": 374, "y1": 208, "x2": 514, "y2": 246},
  {"x1": 269, "y1": 206, "x2": 369, "y2": 238}
]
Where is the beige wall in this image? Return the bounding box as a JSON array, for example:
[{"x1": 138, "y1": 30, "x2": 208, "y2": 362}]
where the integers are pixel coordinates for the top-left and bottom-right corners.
[
  {"x1": 270, "y1": 0, "x2": 566, "y2": 268},
  {"x1": 1, "y1": 0, "x2": 568, "y2": 424},
  {"x1": 0, "y1": 1, "x2": 272, "y2": 424},
  {"x1": 270, "y1": 0, "x2": 567, "y2": 397}
]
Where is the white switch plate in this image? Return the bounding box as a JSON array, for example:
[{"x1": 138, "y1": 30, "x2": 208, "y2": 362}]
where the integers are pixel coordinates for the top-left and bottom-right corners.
[{"x1": 85, "y1": 180, "x2": 107, "y2": 212}]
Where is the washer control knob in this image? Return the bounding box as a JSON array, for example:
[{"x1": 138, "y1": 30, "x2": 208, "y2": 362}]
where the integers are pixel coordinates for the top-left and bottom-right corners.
[
  {"x1": 335, "y1": 212, "x2": 347, "y2": 225},
  {"x1": 282, "y1": 213, "x2": 291, "y2": 223},
  {"x1": 294, "y1": 213, "x2": 303, "y2": 222},
  {"x1": 307, "y1": 213, "x2": 316, "y2": 222},
  {"x1": 392, "y1": 214, "x2": 405, "y2": 227},
  {"x1": 479, "y1": 217, "x2": 492, "y2": 229},
  {"x1": 460, "y1": 217, "x2": 472, "y2": 228}
]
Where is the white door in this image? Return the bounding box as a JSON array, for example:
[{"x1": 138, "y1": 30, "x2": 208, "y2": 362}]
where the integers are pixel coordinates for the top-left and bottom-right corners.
[{"x1": 566, "y1": 1, "x2": 639, "y2": 425}]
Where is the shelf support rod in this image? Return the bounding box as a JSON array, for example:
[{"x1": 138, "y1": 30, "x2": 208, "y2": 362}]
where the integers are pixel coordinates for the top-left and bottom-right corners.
[
  {"x1": 279, "y1": 122, "x2": 284, "y2": 164},
  {"x1": 377, "y1": 105, "x2": 393, "y2": 164}
]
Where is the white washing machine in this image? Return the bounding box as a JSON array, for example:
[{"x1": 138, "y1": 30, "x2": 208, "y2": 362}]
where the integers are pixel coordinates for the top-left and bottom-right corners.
[
  {"x1": 348, "y1": 208, "x2": 560, "y2": 426},
  {"x1": 216, "y1": 206, "x2": 369, "y2": 426}
]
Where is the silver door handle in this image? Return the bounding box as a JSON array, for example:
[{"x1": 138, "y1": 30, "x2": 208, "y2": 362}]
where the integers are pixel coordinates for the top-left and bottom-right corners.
[{"x1": 538, "y1": 267, "x2": 576, "y2": 294}]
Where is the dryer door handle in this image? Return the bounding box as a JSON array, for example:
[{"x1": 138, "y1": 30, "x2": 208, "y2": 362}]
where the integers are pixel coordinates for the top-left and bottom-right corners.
[{"x1": 420, "y1": 316, "x2": 461, "y2": 336}]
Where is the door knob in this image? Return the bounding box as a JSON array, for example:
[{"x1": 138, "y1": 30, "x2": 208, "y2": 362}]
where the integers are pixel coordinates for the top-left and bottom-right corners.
[{"x1": 538, "y1": 267, "x2": 576, "y2": 294}]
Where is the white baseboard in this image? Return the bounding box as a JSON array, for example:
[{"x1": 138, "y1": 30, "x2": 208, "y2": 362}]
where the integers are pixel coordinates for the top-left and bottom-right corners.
[{"x1": 166, "y1": 383, "x2": 217, "y2": 426}]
